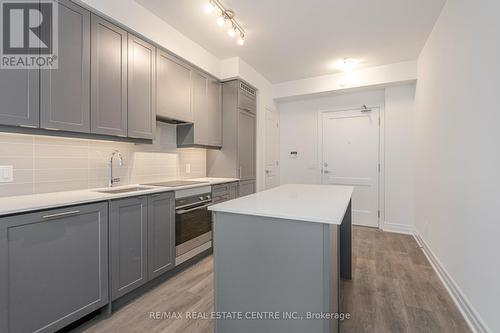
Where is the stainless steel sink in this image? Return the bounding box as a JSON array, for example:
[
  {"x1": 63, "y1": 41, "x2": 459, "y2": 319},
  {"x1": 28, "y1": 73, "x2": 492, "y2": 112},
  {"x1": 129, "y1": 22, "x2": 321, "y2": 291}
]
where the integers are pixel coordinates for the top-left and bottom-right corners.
[{"x1": 94, "y1": 186, "x2": 152, "y2": 194}]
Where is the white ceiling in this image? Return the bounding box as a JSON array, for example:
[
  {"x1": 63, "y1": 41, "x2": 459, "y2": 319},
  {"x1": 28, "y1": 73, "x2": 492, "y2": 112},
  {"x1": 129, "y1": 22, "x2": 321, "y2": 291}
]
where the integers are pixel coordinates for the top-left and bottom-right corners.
[{"x1": 136, "y1": 0, "x2": 445, "y2": 83}]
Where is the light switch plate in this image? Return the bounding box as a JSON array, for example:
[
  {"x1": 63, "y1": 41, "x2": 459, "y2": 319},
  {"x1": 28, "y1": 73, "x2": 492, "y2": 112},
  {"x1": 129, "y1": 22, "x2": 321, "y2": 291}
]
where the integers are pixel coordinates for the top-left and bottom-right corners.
[
  {"x1": 0, "y1": 165, "x2": 13, "y2": 182},
  {"x1": 185, "y1": 164, "x2": 191, "y2": 174}
]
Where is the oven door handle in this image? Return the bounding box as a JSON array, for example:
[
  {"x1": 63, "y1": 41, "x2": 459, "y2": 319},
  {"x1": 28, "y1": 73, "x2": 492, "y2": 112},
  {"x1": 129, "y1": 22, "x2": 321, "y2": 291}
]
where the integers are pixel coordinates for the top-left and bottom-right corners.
[
  {"x1": 176, "y1": 199, "x2": 212, "y2": 210},
  {"x1": 176, "y1": 203, "x2": 212, "y2": 215}
]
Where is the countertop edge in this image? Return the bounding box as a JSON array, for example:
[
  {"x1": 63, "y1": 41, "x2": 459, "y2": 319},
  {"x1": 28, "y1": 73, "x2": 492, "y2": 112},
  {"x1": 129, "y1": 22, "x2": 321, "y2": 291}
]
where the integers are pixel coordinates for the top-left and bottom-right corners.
[{"x1": 0, "y1": 178, "x2": 239, "y2": 217}]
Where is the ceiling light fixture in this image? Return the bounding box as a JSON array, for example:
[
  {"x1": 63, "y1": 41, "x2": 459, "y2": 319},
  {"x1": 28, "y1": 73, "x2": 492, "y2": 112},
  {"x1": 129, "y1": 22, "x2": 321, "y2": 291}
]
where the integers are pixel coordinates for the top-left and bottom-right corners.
[
  {"x1": 216, "y1": 15, "x2": 226, "y2": 27},
  {"x1": 336, "y1": 58, "x2": 360, "y2": 72},
  {"x1": 203, "y1": 0, "x2": 246, "y2": 46},
  {"x1": 228, "y1": 25, "x2": 236, "y2": 37}
]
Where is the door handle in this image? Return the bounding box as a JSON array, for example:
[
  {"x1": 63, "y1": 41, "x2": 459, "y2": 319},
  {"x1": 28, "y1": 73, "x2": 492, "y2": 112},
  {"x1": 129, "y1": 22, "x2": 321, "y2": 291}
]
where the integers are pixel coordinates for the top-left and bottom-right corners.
[{"x1": 176, "y1": 203, "x2": 212, "y2": 215}]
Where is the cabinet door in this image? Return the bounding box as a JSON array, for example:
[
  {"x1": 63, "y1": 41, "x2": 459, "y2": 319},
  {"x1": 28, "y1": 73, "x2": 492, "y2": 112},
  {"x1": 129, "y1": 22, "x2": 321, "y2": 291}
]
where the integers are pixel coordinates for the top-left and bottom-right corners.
[
  {"x1": 229, "y1": 182, "x2": 239, "y2": 199},
  {"x1": 239, "y1": 180, "x2": 256, "y2": 197},
  {"x1": 40, "y1": 0, "x2": 90, "y2": 133},
  {"x1": 156, "y1": 50, "x2": 193, "y2": 122},
  {"x1": 0, "y1": 68, "x2": 39, "y2": 127},
  {"x1": 208, "y1": 78, "x2": 222, "y2": 147},
  {"x1": 110, "y1": 196, "x2": 148, "y2": 300},
  {"x1": 148, "y1": 192, "x2": 175, "y2": 280},
  {"x1": 238, "y1": 109, "x2": 256, "y2": 180},
  {"x1": 192, "y1": 71, "x2": 208, "y2": 145},
  {"x1": 91, "y1": 14, "x2": 128, "y2": 137},
  {"x1": 0, "y1": 203, "x2": 108, "y2": 333},
  {"x1": 128, "y1": 34, "x2": 156, "y2": 139}
]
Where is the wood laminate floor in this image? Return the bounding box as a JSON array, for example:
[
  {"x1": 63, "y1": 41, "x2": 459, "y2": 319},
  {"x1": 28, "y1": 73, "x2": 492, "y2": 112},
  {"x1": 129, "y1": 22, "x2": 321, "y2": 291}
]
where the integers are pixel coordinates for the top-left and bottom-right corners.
[{"x1": 81, "y1": 226, "x2": 470, "y2": 333}]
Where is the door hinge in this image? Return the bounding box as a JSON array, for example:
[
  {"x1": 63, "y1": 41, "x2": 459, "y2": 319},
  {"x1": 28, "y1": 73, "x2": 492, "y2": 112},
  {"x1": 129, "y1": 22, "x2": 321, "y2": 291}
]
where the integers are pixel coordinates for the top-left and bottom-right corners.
[
  {"x1": 378, "y1": 163, "x2": 381, "y2": 172},
  {"x1": 378, "y1": 210, "x2": 381, "y2": 218}
]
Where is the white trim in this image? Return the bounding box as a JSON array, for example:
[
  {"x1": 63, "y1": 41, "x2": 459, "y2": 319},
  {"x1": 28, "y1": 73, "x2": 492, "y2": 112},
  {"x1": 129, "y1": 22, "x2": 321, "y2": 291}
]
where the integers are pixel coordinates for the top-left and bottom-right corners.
[
  {"x1": 412, "y1": 231, "x2": 490, "y2": 333},
  {"x1": 382, "y1": 222, "x2": 414, "y2": 235},
  {"x1": 317, "y1": 105, "x2": 384, "y2": 229}
]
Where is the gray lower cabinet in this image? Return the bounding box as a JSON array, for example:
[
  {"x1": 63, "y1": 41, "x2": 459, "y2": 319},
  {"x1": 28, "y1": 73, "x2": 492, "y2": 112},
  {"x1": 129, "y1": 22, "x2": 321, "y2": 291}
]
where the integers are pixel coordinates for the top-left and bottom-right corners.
[
  {"x1": 239, "y1": 180, "x2": 256, "y2": 197},
  {"x1": 40, "y1": 0, "x2": 91, "y2": 133},
  {"x1": 0, "y1": 68, "x2": 39, "y2": 127},
  {"x1": 147, "y1": 192, "x2": 175, "y2": 279},
  {"x1": 0, "y1": 203, "x2": 109, "y2": 333},
  {"x1": 91, "y1": 14, "x2": 128, "y2": 137},
  {"x1": 110, "y1": 196, "x2": 148, "y2": 300},
  {"x1": 156, "y1": 50, "x2": 193, "y2": 122},
  {"x1": 110, "y1": 192, "x2": 175, "y2": 300},
  {"x1": 212, "y1": 182, "x2": 239, "y2": 204},
  {"x1": 128, "y1": 34, "x2": 156, "y2": 139}
]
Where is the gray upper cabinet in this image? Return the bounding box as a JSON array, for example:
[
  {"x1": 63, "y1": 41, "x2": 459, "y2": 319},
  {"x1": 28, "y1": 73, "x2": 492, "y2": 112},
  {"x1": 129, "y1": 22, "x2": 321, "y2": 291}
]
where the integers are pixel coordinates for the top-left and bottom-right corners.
[
  {"x1": 207, "y1": 78, "x2": 222, "y2": 147},
  {"x1": 156, "y1": 50, "x2": 193, "y2": 123},
  {"x1": 238, "y1": 109, "x2": 256, "y2": 180},
  {"x1": 148, "y1": 192, "x2": 175, "y2": 279},
  {"x1": 176, "y1": 72, "x2": 222, "y2": 148},
  {"x1": 91, "y1": 14, "x2": 128, "y2": 137},
  {"x1": 0, "y1": 203, "x2": 109, "y2": 333},
  {"x1": 0, "y1": 68, "x2": 39, "y2": 128},
  {"x1": 128, "y1": 34, "x2": 156, "y2": 140},
  {"x1": 110, "y1": 196, "x2": 148, "y2": 300},
  {"x1": 192, "y1": 71, "x2": 209, "y2": 144},
  {"x1": 41, "y1": 0, "x2": 90, "y2": 133}
]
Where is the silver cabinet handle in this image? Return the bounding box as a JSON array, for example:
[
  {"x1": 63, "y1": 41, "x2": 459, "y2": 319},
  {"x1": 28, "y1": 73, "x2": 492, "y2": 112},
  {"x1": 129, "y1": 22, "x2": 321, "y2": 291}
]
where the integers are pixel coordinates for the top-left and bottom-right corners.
[
  {"x1": 239, "y1": 166, "x2": 242, "y2": 179},
  {"x1": 42, "y1": 210, "x2": 80, "y2": 219},
  {"x1": 176, "y1": 203, "x2": 212, "y2": 215}
]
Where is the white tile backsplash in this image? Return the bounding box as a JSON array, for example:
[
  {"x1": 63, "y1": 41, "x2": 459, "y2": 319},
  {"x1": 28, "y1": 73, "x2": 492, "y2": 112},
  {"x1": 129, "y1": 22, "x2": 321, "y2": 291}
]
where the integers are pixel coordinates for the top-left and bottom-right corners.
[{"x1": 0, "y1": 123, "x2": 207, "y2": 197}]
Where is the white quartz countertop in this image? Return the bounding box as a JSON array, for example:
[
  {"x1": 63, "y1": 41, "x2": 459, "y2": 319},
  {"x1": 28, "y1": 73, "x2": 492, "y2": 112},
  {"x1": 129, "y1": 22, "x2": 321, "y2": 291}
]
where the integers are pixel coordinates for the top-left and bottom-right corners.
[
  {"x1": 0, "y1": 177, "x2": 239, "y2": 217},
  {"x1": 209, "y1": 184, "x2": 353, "y2": 225}
]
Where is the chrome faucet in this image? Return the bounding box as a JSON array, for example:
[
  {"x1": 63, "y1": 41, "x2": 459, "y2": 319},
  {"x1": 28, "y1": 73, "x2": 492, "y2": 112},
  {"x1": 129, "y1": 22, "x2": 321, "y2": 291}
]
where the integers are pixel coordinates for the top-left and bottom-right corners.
[{"x1": 109, "y1": 150, "x2": 124, "y2": 187}]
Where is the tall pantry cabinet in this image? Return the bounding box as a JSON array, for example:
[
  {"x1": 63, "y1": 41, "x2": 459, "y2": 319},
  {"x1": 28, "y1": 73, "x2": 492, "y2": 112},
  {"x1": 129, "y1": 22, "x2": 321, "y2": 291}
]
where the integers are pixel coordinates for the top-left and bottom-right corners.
[{"x1": 207, "y1": 80, "x2": 257, "y2": 196}]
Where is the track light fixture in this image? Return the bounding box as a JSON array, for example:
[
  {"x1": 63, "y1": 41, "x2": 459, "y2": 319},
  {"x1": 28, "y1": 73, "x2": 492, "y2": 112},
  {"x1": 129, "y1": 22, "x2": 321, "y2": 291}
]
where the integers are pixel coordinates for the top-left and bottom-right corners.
[{"x1": 204, "y1": 0, "x2": 246, "y2": 46}]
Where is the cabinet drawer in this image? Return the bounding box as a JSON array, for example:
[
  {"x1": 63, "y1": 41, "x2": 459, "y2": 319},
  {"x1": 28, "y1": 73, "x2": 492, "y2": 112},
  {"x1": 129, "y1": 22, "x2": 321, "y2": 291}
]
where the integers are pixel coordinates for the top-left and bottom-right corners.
[
  {"x1": 213, "y1": 193, "x2": 231, "y2": 204},
  {"x1": 212, "y1": 183, "x2": 230, "y2": 196}
]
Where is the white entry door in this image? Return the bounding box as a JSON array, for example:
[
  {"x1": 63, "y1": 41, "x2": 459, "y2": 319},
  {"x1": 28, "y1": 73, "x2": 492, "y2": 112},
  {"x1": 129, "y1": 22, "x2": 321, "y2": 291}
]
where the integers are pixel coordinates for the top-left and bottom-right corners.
[
  {"x1": 265, "y1": 107, "x2": 280, "y2": 189},
  {"x1": 321, "y1": 108, "x2": 380, "y2": 227}
]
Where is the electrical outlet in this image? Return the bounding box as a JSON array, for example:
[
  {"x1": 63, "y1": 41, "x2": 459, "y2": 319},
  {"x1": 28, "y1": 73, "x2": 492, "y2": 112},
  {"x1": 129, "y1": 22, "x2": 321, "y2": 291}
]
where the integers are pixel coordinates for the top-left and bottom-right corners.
[
  {"x1": 185, "y1": 163, "x2": 191, "y2": 174},
  {"x1": 0, "y1": 165, "x2": 13, "y2": 183}
]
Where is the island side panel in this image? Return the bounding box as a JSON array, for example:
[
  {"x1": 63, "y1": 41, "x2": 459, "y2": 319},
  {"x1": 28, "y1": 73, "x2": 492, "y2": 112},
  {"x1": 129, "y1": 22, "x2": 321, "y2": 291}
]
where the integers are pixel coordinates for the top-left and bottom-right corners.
[
  {"x1": 213, "y1": 212, "x2": 338, "y2": 333},
  {"x1": 326, "y1": 224, "x2": 340, "y2": 333},
  {"x1": 340, "y1": 200, "x2": 352, "y2": 280}
]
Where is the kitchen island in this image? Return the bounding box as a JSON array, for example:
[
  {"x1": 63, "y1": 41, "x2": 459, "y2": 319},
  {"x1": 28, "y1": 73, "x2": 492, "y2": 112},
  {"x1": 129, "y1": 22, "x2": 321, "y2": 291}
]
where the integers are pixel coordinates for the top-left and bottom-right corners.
[{"x1": 209, "y1": 184, "x2": 353, "y2": 333}]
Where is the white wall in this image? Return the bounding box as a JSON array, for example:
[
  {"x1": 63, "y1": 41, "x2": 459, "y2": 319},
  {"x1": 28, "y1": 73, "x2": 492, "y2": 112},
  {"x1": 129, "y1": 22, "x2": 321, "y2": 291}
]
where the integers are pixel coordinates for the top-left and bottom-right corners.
[
  {"x1": 273, "y1": 61, "x2": 417, "y2": 100},
  {"x1": 278, "y1": 86, "x2": 415, "y2": 231},
  {"x1": 384, "y1": 85, "x2": 415, "y2": 233},
  {"x1": 414, "y1": 0, "x2": 500, "y2": 331}
]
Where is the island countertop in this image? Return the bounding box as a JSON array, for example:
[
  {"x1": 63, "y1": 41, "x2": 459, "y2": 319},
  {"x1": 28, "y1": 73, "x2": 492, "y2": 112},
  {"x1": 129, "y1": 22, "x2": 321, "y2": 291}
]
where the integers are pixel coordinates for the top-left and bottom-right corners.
[{"x1": 209, "y1": 184, "x2": 353, "y2": 225}]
